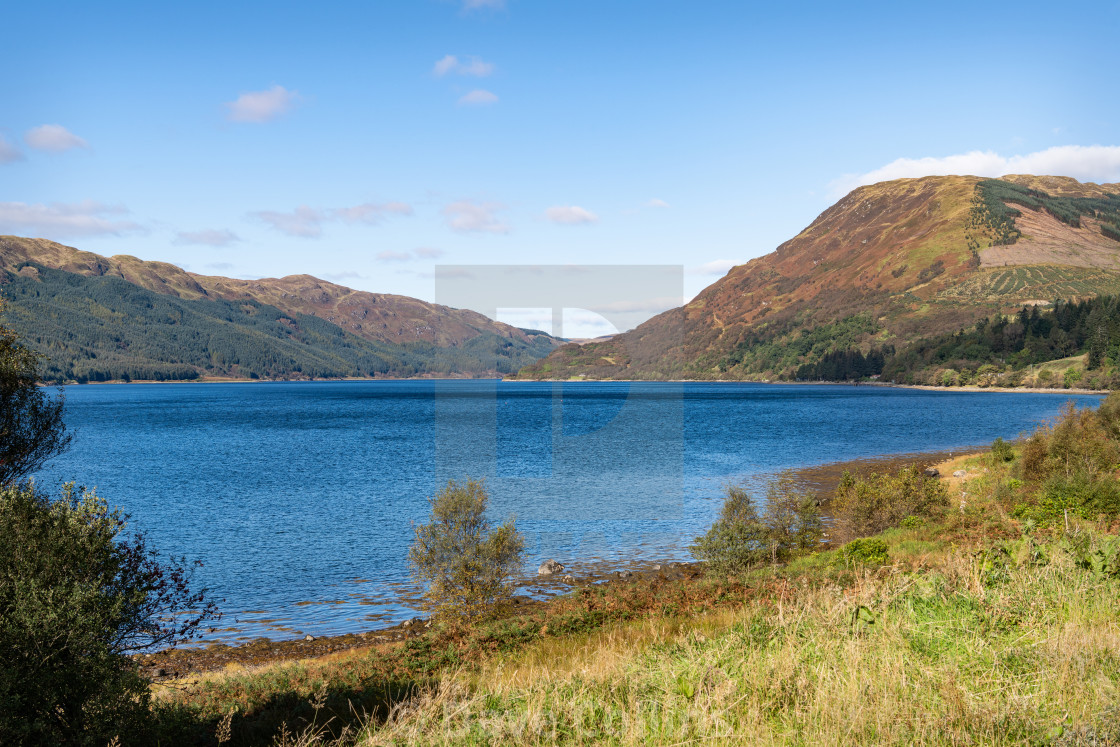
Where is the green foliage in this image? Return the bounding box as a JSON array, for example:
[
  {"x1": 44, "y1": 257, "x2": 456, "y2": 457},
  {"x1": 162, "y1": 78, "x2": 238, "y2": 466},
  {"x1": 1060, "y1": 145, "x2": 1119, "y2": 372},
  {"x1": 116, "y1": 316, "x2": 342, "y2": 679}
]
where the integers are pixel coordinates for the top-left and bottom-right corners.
[
  {"x1": 691, "y1": 478, "x2": 823, "y2": 575},
  {"x1": 830, "y1": 466, "x2": 949, "y2": 544},
  {"x1": 0, "y1": 303, "x2": 71, "y2": 484},
  {"x1": 882, "y1": 295, "x2": 1120, "y2": 385},
  {"x1": 1065, "y1": 533, "x2": 1120, "y2": 581},
  {"x1": 0, "y1": 482, "x2": 217, "y2": 745},
  {"x1": 970, "y1": 179, "x2": 1120, "y2": 246},
  {"x1": 2, "y1": 264, "x2": 557, "y2": 382},
  {"x1": 723, "y1": 313, "x2": 882, "y2": 378},
  {"x1": 408, "y1": 479, "x2": 525, "y2": 620},
  {"x1": 991, "y1": 437, "x2": 1015, "y2": 463},
  {"x1": 842, "y1": 538, "x2": 889, "y2": 565}
]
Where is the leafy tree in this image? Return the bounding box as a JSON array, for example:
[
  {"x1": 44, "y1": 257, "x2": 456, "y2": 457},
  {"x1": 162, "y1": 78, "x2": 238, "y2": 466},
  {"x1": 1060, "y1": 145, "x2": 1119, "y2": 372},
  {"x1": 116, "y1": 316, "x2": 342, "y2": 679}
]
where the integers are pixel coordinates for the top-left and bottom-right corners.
[
  {"x1": 0, "y1": 302, "x2": 70, "y2": 484},
  {"x1": 0, "y1": 482, "x2": 218, "y2": 745},
  {"x1": 691, "y1": 479, "x2": 823, "y2": 575},
  {"x1": 408, "y1": 479, "x2": 525, "y2": 620}
]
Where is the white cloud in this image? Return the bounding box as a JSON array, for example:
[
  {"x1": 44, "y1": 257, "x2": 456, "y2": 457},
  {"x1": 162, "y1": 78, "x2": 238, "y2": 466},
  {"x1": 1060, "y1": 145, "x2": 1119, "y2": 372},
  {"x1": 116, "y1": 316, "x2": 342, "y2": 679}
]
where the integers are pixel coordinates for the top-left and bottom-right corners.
[
  {"x1": 458, "y1": 89, "x2": 498, "y2": 106},
  {"x1": 463, "y1": 0, "x2": 504, "y2": 9},
  {"x1": 442, "y1": 200, "x2": 509, "y2": 233},
  {"x1": 831, "y1": 145, "x2": 1120, "y2": 197},
  {"x1": 376, "y1": 250, "x2": 412, "y2": 262},
  {"x1": 646, "y1": 198, "x2": 670, "y2": 209},
  {"x1": 0, "y1": 200, "x2": 142, "y2": 238},
  {"x1": 331, "y1": 202, "x2": 413, "y2": 224},
  {"x1": 377, "y1": 247, "x2": 447, "y2": 262},
  {"x1": 174, "y1": 228, "x2": 240, "y2": 246},
  {"x1": 433, "y1": 54, "x2": 495, "y2": 77},
  {"x1": 0, "y1": 135, "x2": 24, "y2": 163},
  {"x1": 545, "y1": 205, "x2": 599, "y2": 225},
  {"x1": 251, "y1": 201, "x2": 412, "y2": 237},
  {"x1": 251, "y1": 205, "x2": 324, "y2": 237},
  {"x1": 687, "y1": 259, "x2": 741, "y2": 276},
  {"x1": 25, "y1": 124, "x2": 89, "y2": 153},
  {"x1": 206, "y1": 262, "x2": 234, "y2": 271},
  {"x1": 225, "y1": 85, "x2": 301, "y2": 123},
  {"x1": 433, "y1": 55, "x2": 459, "y2": 76}
]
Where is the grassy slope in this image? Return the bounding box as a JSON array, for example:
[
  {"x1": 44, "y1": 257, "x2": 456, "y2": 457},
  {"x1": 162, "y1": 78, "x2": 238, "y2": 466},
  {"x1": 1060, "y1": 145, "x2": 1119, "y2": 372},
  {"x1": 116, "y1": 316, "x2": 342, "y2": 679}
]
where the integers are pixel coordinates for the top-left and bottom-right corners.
[{"x1": 155, "y1": 448, "x2": 1120, "y2": 746}]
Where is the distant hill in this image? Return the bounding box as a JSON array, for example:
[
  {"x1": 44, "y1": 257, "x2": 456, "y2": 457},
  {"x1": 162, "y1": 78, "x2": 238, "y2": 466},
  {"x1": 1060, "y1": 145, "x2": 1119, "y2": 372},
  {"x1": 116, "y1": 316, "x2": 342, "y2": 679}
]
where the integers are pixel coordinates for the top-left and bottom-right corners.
[
  {"x1": 0, "y1": 237, "x2": 559, "y2": 382},
  {"x1": 514, "y1": 175, "x2": 1120, "y2": 381}
]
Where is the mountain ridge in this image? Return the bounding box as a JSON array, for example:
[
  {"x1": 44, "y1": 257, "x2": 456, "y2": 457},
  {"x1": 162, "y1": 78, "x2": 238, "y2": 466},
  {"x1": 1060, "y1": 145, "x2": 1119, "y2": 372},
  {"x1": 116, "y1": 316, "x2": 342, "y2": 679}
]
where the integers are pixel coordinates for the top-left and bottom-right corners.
[{"x1": 514, "y1": 174, "x2": 1120, "y2": 380}]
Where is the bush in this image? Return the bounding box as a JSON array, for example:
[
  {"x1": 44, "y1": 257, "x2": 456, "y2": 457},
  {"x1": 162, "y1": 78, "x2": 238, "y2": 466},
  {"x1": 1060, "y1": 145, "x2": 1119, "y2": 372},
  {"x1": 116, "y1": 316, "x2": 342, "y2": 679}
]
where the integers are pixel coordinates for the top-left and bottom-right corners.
[
  {"x1": 0, "y1": 482, "x2": 217, "y2": 745},
  {"x1": 408, "y1": 479, "x2": 525, "y2": 620},
  {"x1": 991, "y1": 437, "x2": 1015, "y2": 463},
  {"x1": 830, "y1": 466, "x2": 949, "y2": 543},
  {"x1": 691, "y1": 479, "x2": 823, "y2": 576},
  {"x1": 842, "y1": 538, "x2": 889, "y2": 565}
]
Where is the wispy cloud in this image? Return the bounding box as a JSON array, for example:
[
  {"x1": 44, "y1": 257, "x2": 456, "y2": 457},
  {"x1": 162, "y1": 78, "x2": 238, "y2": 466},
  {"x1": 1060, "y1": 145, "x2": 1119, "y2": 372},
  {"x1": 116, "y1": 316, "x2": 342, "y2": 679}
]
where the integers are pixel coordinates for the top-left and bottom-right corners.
[
  {"x1": 442, "y1": 200, "x2": 509, "y2": 234},
  {"x1": 376, "y1": 247, "x2": 446, "y2": 262},
  {"x1": 332, "y1": 202, "x2": 413, "y2": 224},
  {"x1": 174, "y1": 228, "x2": 241, "y2": 247},
  {"x1": 376, "y1": 250, "x2": 412, "y2": 262},
  {"x1": 250, "y1": 201, "x2": 413, "y2": 238},
  {"x1": 25, "y1": 124, "x2": 89, "y2": 153},
  {"x1": 462, "y1": 0, "x2": 504, "y2": 10},
  {"x1": 433, "y1": 54, "x2": 495, "y2": 77},
  {"x1": 544, "y1": 205, "x2": 598, "y2": 225},
  {"x1": 458, "y1": 89, "x2": 498, "y2": 106},
  {"x1": 206, "y1": 262, "x2": 234, "y2": 271},
  {"x1": 688, "y1": 259, "x2": 741, "y2": 276},
  {"x1": 0, "y1": 135, "x2": 25, "y2": 164},
  {"x1": 225, "y1": 85, "x2": 301, "y2": 123},
  {"x1": 647, "y1": 198, "x2": 670, "y2": 209},
  {"x1": 830, "y1": 145, "x2": 1120, "y2": 197},
  {"x1": 251, "y1": 205, "x2": 324, "y2": 237},
  {"x1": 0, "y1": 200, "x2": 142, "y2": 238}
]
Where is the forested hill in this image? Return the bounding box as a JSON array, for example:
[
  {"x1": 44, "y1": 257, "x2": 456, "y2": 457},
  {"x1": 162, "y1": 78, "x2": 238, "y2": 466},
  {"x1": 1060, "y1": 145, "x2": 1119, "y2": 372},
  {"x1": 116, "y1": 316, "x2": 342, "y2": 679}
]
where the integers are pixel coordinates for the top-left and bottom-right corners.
[
  {"x1": 513, "y1": 174, "x2": 1120, "y2": 381},
  {"x1": 0, "y1": 239, "x2": 559, "y2": 382}
]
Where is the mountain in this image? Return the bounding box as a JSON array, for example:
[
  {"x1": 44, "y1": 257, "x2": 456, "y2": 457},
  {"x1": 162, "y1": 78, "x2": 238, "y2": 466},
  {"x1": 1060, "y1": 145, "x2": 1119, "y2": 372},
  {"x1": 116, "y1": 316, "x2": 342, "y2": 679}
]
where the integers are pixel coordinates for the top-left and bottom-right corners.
[
  {"x1": 513, "y1": 175, "x2": 1120, "y2": 380},
  {"x1": 0, "y1": 236, "x2": 559, "y2": 382}
]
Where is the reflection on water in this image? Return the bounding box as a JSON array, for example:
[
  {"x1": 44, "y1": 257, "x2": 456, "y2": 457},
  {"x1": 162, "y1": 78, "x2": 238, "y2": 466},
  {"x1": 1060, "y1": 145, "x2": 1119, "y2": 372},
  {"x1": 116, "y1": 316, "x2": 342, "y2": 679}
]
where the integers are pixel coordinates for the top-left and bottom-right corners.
[{"x1": 36, "y1": 380, "x2": 1100, "y2": 642}]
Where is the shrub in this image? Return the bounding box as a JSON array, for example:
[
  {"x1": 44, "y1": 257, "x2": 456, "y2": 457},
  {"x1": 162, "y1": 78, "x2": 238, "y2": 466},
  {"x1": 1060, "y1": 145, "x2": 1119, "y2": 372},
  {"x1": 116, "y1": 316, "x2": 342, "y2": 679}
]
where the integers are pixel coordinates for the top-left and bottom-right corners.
[
  {"x1": 690, "y1": 486, "x2": 770, "y2": 575},
  {"x1": 991, "y1": 437, "x2": 1015, "y2": 463},
  {"x1": 842, "y1": 538, "x2": 889, "y2": 565},
  {"x1": 0, "y1": 482, "x2": 217, "y2": 745},
  {"x1": 691, "y1": 479, "x2": 823, "y2": 575},
  {"x1": 830, "y1": 466, "x2": 949, "y2": 543},
  {"x1": 408, "y1": 479, "x2": 525, "y2": 621}
]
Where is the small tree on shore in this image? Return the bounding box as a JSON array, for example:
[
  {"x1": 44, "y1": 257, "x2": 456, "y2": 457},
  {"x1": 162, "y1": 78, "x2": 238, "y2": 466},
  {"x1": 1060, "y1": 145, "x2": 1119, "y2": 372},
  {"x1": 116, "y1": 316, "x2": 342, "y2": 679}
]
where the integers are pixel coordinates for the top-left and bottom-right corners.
[
  {"x1": 0, "y1": 482, "x2": 219, "y2": 744},
  {"x1": 408, "y1": 479, "x2": 525, "y2": 620},
  {"x1": 691, "y1": 479, "x2": 823, "y2": 575}
]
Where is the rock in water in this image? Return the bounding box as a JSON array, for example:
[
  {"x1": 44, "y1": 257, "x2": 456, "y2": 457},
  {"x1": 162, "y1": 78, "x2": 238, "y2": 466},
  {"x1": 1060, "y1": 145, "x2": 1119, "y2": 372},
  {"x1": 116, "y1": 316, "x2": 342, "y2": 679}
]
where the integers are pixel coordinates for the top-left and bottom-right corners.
[{"x1": 538, "y1": 559, "x2": 565, "y2": 576}]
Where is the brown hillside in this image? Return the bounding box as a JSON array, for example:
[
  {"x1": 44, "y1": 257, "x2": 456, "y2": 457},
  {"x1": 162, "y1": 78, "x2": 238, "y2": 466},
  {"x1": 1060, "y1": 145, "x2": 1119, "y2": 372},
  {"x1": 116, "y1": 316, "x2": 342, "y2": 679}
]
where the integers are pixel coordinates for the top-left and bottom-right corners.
[
  {"x1": 0, "y1": 236, "x2": 539, "y2": 348},
  {"x1": 516, "y1": 175, "x2": 1120, "y2": 380}
]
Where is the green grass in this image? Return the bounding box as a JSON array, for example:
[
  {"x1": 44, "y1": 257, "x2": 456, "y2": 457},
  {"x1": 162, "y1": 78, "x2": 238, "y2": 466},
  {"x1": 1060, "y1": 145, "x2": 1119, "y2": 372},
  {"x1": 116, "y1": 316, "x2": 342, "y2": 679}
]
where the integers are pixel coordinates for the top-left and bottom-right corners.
[{"x1": 150, "y1": 426, "x2": 1120, "y2": 746}]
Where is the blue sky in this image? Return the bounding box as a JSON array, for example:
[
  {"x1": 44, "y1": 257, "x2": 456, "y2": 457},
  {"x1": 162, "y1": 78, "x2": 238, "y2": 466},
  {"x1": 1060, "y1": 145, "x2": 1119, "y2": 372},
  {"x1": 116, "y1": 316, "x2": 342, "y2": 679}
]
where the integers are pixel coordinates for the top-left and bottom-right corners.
[{"x1": 3, "y1": 0, "x2": 1119, "y2": 335}]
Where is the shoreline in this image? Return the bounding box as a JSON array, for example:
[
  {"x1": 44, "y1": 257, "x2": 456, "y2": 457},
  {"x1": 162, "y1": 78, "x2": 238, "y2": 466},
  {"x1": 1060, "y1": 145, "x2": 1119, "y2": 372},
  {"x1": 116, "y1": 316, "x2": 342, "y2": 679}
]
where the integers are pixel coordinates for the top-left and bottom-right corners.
[
  {"x1": 54, "y1": 376, "x2": 1110, "y2": 396},
  {"x1": 147, "y1": 445, "x2": 974, "y2": 682}
]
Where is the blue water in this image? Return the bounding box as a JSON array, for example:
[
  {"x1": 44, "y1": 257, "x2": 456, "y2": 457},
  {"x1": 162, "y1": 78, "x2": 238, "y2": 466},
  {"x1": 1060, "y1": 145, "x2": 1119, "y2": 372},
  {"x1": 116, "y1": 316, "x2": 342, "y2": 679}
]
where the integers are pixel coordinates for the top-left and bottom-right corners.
[{"x1": 33, "y1": 380, "x2": 1101, "y2": 642}]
